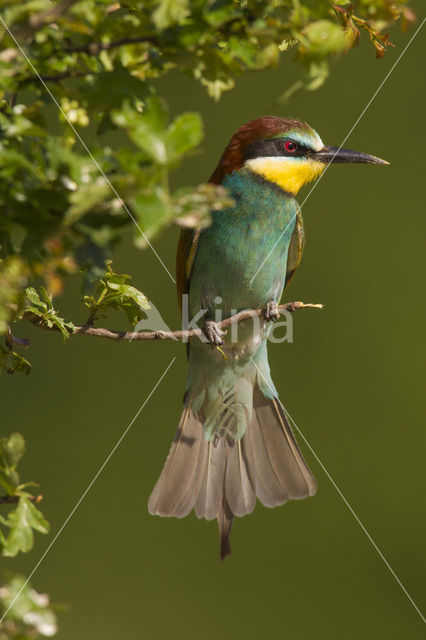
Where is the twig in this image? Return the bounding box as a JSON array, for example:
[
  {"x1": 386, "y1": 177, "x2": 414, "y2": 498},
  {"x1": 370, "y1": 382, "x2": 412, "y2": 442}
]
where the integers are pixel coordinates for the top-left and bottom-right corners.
[
  {"x1": 24, "y1": 34, "x2": 158, "y2": 84},
  {"x1": 28, "y1": 0, "x2": 81, "y2": 31},
  {"x1": 0, "y1": 494, "x2": 43, "y2": 505},
  {"x1": 23, "y1": 37, "x2": 159, "y2": 84},
  {"x1": 13, "y1": 0, "x2": 82, "y2": 40},
  {"x1": 63, "y1": 35, "x2": 159, "y2": 55},
  {"x1": 32, "y1": 70, "x2": 97, "y2": 84},
  {"x1": 24, "y1": 301, "x2": 323, "y2": 343}
]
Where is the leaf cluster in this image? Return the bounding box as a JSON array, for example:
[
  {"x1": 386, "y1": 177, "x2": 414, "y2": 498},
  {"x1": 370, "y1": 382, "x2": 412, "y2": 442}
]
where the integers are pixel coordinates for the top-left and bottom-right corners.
[
  {"x1": 0, "y1": 573, "x2": 58, "y2": 639},
  {"x1": 0, "y1": 1, "x2": 414, "y2": 338},
  {"x1": 83, "y1": 260, "x2": 150, "y2": 325},
  {"x1": 23, "y1": 286, "x2": 75, "y2": 338},
  {"x1": 1, "y1": 262, "x2": 153, "y2": 374},
  {"x1": 0, "y1": 434, "x2": 49, "y2": 558}
]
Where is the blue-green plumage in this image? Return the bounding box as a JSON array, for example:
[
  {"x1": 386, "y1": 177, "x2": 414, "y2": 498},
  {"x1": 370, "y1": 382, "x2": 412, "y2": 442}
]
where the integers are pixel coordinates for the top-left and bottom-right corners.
[
  {"x1": 189, "y1": 170, "x2": 296, "y2": 315},
  {"x1": 186, "y1": 170, "x2": 296, "y2": 441},
  {"x1": 148, "y1": 115, "x2": 387, "y2": 560}
]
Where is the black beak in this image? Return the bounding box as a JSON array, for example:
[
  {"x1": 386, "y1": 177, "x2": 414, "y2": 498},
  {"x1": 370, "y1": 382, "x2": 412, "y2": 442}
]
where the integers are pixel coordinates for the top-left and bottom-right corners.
[{"x1": 315, "y1": 145, "x2": 389, "y2": 165}]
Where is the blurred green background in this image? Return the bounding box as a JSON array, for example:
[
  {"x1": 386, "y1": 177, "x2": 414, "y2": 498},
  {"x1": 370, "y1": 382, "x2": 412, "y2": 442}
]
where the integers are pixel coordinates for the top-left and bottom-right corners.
[{"x1": 2, "y1": 15, "x2": 425, "y2": 640}]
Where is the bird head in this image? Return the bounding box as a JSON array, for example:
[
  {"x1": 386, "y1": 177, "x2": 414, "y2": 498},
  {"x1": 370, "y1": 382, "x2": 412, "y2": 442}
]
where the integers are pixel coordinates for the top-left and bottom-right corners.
[{"x1": 209, "y1": 116, "x2": 388, "y2": 195}]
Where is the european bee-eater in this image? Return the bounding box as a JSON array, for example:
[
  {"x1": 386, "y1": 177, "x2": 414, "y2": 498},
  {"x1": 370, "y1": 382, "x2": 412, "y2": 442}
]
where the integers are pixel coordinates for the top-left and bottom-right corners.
[{"x1": 149, "y1": 116, "x2": 388, "y2": 559}]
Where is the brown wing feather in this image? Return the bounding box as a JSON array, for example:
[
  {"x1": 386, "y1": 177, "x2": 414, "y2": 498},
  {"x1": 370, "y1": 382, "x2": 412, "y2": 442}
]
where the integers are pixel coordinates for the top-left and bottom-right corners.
[
  {"x1": 284, "y1": 210, "x2": 305, "y2": 289},
  {"x1": 176, "y1": 228, "x2": 201, "y2": 311}
]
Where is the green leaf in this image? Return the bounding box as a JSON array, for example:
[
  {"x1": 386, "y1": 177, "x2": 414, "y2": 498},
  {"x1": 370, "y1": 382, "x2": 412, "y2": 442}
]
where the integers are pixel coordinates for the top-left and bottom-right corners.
[
  {"x1": 253, "y1": 43, "x2": 280, "y2": 70},
  {"x1": 0, "y1": 256, "x2": 28, "y2": 334},
  {"x1": 77, "y1": 70, "x2": 150, "y2": 112},
  {"x1": 39, "y1": 287, "x2": 53, "y2": 311},
  {"x1": 21, "y1": 288, "x2": 74, "y2": 340},
  {"x1": 0, "y1": 469, "x2": 19, "y2": 494},
  {"x1": 0, "y1": 345, "x2": 31, "y2": 376},
  {"x1": 0, "y1": 432, "x2": 49, "y2": 557},
  {"x1": 83, "y1": 262, "x2": 150, "y2": 326},
  {"x1": 277, "y1": 60, "x2": 330, "y2": 103},
  {"x1": 112, "y1": 97, "x2": 168, "y2": 163},
  {"x1": 165, "y1": 113, "x2": 204, "y2": 163},
  {"x1": 132, "y1": 188, "x2": 172, "y2": 241},
  {"x1": 0, "y1": 573, "x2": 58, "y2": 636},
  {"x1": 301, "y1": 20, "x2": 347, "y2": 58},
  {"x1": 49, "y1": 316, "x2": 75, "y2": 340},
  {"x1": 152, "y1": 0, "x2": 190, "y2": 30},
  {"x1": 107, "y1": 281, "x2": 150, "y2": 311},
  {"x1": 2, "y1": 496, "x2": 49, "y2": 557},
  {"x1": 65, "y1": 179, "x2": 111, "y2": 225},
  {"x1": 0, "y1": 433, "x2": 25, "y2": 470},
  {"x1": 0, "y1": 433, "x2": 24, "y2": 493},
  {"x1": 113, "y1": 99, "x2": 203, "y2": 167},
  {"x1": 25, "y1": 287, "x2": 45, "y2": 309},
  {"x1": 0, "y1": 148, "x2": 45, "y2": 181}
]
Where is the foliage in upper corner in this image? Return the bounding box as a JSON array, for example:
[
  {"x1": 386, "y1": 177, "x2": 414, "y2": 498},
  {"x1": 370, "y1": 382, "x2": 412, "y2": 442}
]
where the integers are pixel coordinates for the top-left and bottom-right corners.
[
  {"x1": 0, "y1": 573, "x2": 58, "y2": 639},
  {"x1": 0, "y1": 0, "x2": 415, "y2": 99},
  {"x1": 0, "y1": 434, "x2": 49, "y2": 558},
  {"x1": 0, "y1": 0, "x2": 416, "y2": 341}
]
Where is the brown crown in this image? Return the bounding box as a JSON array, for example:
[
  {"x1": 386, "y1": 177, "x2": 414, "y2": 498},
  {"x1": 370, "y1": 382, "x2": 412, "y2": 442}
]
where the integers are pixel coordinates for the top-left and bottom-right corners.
[{"x1": 209, "y1": 116, "x2": 311, "y2": 184}]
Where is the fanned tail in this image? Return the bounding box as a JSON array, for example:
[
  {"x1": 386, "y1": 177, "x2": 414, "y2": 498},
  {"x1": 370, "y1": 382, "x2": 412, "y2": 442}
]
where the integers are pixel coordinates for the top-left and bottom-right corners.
[{"x1": 148, "y1": 384, "x2": 316, "y2": 559}]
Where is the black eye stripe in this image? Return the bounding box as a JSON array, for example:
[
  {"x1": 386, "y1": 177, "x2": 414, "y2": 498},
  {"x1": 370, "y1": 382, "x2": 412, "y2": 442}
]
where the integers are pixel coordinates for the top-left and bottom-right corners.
[{"x1": 244, "y1": 138, "x2": 308, "y2": 161}]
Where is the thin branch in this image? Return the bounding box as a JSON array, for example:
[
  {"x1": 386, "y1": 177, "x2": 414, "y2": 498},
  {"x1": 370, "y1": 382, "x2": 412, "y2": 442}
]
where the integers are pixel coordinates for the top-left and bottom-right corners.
[
  {"x1": 24, "y1": 301, "x2": 323, "y2": 343},
  {"x1": 32, "y1": 70, "x2": 96, "y2": 84},
  {"x1": 29, "y1": 0, "x2": 81, "y2": 30},
  {"x1": 25, "y1": 36, "x2": 158, "y2": 84},
  {"x1": 63, "y1": 35, "x2": 159, "y2": 55},
  {"x1": 13, "y1": 0, "x2": 82, "y2": 40},
  {"x1": 0, "y1": 494, "x2": 42, "y2": 505}
]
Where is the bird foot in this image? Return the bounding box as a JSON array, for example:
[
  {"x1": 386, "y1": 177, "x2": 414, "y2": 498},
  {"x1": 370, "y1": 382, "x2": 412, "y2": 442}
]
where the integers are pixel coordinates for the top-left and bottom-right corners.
[
  {"x1": 262, "y1": 301, "x2": 280, "y2": 322},
  {"x1": 203, "y1": 319, "x2": 225, "y2": 346}
]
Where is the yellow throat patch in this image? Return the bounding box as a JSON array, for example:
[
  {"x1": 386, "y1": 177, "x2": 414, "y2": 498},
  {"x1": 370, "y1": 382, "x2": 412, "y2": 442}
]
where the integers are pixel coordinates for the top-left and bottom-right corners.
[{"x1": 246, "y1": 156, "x2": 325, "y2": 194}]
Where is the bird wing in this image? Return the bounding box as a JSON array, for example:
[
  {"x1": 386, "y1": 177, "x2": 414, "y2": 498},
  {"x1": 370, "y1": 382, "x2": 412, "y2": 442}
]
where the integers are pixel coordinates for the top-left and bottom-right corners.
[
  {"x1": 176, "y1": 227, "x2": 201, "y2": 311},
  {"x1": 284, "y1": 209, "x2": 305, "y2": 289}
]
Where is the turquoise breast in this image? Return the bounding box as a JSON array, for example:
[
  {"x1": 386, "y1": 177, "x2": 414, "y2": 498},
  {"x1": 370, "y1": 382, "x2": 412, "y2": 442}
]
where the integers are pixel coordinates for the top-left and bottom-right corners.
[{"x1": 189, "y1": 169, "x2": 297, "y2": 320}]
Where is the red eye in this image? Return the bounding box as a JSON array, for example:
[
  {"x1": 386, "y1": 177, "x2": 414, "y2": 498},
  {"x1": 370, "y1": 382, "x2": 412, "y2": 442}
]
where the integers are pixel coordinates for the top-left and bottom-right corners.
[{"x1": 284, "y1": 141, "x2": 296, "y2": 153}]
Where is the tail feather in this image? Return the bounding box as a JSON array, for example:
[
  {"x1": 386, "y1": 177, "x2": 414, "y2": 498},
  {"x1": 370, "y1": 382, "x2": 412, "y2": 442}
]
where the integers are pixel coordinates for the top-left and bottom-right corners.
[
  {"x1": 174, "y1": 425, "x2": 209, "y2": 517},
  {"x1": 195, "y1": 439, "x2": 227, "y2": 520},
  {"x1": 248, "y1": 386, "x2": 317, "y2": 503},
  {"x1": 218, "y1": 497, "x2": 233, "y2": 561},
  {"x1": 148, "y1": 408, "x2": 206, "y2": 518},
  {"x1": 247, "y1": 405, "x2": 289, "y2": 508},
  {"x1": 224, "y1": 440, "x2": 256, "y2": 517},
  {"x1": 148, "y1": 384, "x2": 316, "y2": 557}
]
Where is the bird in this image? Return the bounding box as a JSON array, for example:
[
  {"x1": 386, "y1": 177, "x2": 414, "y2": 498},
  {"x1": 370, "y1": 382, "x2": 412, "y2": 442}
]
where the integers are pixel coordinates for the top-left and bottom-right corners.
[{"x1": 148, "y1": 116, "x2": 388, "y2": 559}]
